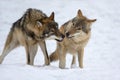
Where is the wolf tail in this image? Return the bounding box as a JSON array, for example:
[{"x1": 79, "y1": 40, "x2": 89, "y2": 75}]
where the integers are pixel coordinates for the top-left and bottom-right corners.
[{"x1": 49, "y1": 50, "x2": 59, "y2": 62}]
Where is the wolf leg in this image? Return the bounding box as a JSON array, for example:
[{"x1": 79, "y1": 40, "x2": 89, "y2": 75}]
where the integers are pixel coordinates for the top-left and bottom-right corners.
[
  {"x1": 78, "y1": 48, "x2": 84, "y2": 68},
  {"x1": 28, "y1": 44, "x2": 38, "y2": 65},
  {"x1": 71, "y1": 55, "x2": 76, "y2": 68},
  {"x1": 39, "y1": 41, "x2": 50, "y2": 65},
  {"x1": 24, "y1": 45, "x2": 31, "y2": 65},
  {"x1": 59, "y1": 47, "x2": 66, "y2": 69},
  {"x1": 0, "y1": 33, "x2": 19, "y2": 64}
]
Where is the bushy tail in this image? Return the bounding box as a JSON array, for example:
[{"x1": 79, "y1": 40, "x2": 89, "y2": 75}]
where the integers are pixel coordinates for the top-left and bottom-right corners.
[{"x1": 49, "y1": 51, "x2": 59, "y2": 62}]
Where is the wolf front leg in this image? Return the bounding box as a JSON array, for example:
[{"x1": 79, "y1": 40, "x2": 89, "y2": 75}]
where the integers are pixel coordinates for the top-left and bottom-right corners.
[
  {"x1": 59, "y1": 46, "x2": 67, "y2": 69},
  {"x1": 39, "y1": 41, "x2": 50, "y2": 65},
  {"x1": 25, "y1": 44, "x2": 31, "y2": 65},
  {"x1": 78, "y1": 48, "x2": 84, "y2": 68},
  {"x1": 28, "y1": 44, "x2": 38, "y2": 65},
  {"x1": 71, "y1": 55, "x2": 76, "y2": 68}
]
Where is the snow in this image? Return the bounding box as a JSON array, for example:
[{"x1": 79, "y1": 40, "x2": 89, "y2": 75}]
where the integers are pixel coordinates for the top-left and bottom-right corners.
[{"x1": 0, "y1": 0, "x2": 120, "y2": 80}]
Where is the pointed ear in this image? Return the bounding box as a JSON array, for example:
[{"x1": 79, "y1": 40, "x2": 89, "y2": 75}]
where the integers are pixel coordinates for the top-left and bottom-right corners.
[
  {"x1": 49, "y1": 12, "x2": 54, "y2": 20},
  {"x1": 87, "y1": 19, "x2": 97, "y2": 22},
  {"x1": 77, "y1": 9, "x2": 83, "y2": 17},
  {"x1": 37, "y1": 21, "x2": 42, "y2": 27}
]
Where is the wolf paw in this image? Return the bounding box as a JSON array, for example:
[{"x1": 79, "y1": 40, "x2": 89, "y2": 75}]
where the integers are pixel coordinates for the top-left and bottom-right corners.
[{"x1": 71, "y1": 64, "x2": 77, "y2": 68}]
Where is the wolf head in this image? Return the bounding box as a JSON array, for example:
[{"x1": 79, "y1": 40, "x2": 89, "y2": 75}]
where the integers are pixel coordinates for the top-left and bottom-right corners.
[
  {"x1": 25, "y1": 9, "x2": 64, "y2": 42},
  {"x1": 65, "y1": 9, "x2": 96, "y2": 38},
  {"x1": 38, "y1": 12, "x2": 65, "y2": 42}
]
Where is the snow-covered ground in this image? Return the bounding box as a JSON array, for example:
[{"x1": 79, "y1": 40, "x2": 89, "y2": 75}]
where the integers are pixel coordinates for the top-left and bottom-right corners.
[{"x1": 0, "y1": 0, "x2": 120, "y2": 80}]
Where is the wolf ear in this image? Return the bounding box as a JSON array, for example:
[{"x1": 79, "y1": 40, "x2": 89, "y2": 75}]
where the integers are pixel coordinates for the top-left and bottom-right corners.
[
  {"x1": 77, "y1": 9, "x2": 83, "y2": 17},
  {"x1": 49, "y1": 12, "x2": 54, "y2": 20},
  {"x1": 87, "y1": 19, "x2": 97, "y2": 23},
  {"x1": 37, "y1": 21, "x2": 42, "y2": 27}
]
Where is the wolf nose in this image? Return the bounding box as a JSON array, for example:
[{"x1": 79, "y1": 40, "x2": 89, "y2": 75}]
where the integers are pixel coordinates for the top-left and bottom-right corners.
[
  {"x1": 66, "y1": 32, "x2": 69, "y2": 37},
  {"x1": 62, "y1": 34, "x2": 65, "y2": 39}
]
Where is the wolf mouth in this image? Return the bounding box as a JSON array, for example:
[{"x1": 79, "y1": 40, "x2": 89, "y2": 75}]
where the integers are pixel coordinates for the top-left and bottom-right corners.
[
  {"x1": 55, "y1": 39, "x2": 63, "y2": 42},
  {"x1": 66, "y1": 35, "x2": 74, "y2": 38}
]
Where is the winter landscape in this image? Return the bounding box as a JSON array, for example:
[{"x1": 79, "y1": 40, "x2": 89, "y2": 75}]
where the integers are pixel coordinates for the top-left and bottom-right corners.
[{"x1": 0, "y1": 0, "x2": 120, "y2": 80}]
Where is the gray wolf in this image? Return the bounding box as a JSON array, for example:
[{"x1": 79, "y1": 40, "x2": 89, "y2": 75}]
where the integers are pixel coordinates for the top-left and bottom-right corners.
[
  {"x1": 0, "y1": 8, "x2": 64, "y2": 65},
  {"x1": 49, "y1": 9, "x2": 96, "y2": 69}
]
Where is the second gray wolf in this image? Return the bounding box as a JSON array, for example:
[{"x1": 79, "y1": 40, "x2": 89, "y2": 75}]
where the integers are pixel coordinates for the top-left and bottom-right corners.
[
  {"x1": 49, "y1": 9, "x2": 96, "y2": 69},
  {"x1": 0, "y1": 8, "x2": 64, "y2": 65}
]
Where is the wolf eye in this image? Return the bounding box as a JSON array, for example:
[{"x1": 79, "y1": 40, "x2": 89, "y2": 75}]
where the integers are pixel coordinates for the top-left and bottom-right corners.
[
  {"x1": 51, "y1": 29, "x2": 55, "y2": 32},
  {"x1": 55, "y1": 23, "x2": 58, "y2": 28},
  {"x1": 76, "y1": 26, "x2": 82, "y2": 30}
]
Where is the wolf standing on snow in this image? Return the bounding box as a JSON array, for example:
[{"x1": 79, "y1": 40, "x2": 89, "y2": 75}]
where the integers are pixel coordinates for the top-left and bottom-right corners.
[
  {"x1": 50, "y1": 9, "x2": 96, "y2": 69},
  {"x1": 0, "y1": 8, "x2": 64, "y2": 65}
]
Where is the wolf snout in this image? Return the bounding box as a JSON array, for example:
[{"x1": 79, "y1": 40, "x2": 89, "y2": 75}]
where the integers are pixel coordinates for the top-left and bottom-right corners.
[
  {"x1": 65, "y1": 32, "x2": 74, "y2": 38},
  {"x1": 59, "y1": 34, "x2": 65, "y2": 42},
  {"x1": 55, "y1": 34, "x2": 65, "y2": 42},
  {"x1": 66, "y1": 32, "x2": 70, "y2": 37},
  {"x1": 61, "y1": 34, "x2": 65, "y2": 39}
]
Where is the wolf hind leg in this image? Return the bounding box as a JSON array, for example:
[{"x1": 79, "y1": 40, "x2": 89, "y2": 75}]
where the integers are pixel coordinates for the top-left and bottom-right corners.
[{"x1": 0, "y1": 33, "x2": 19, "y2": 64}]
